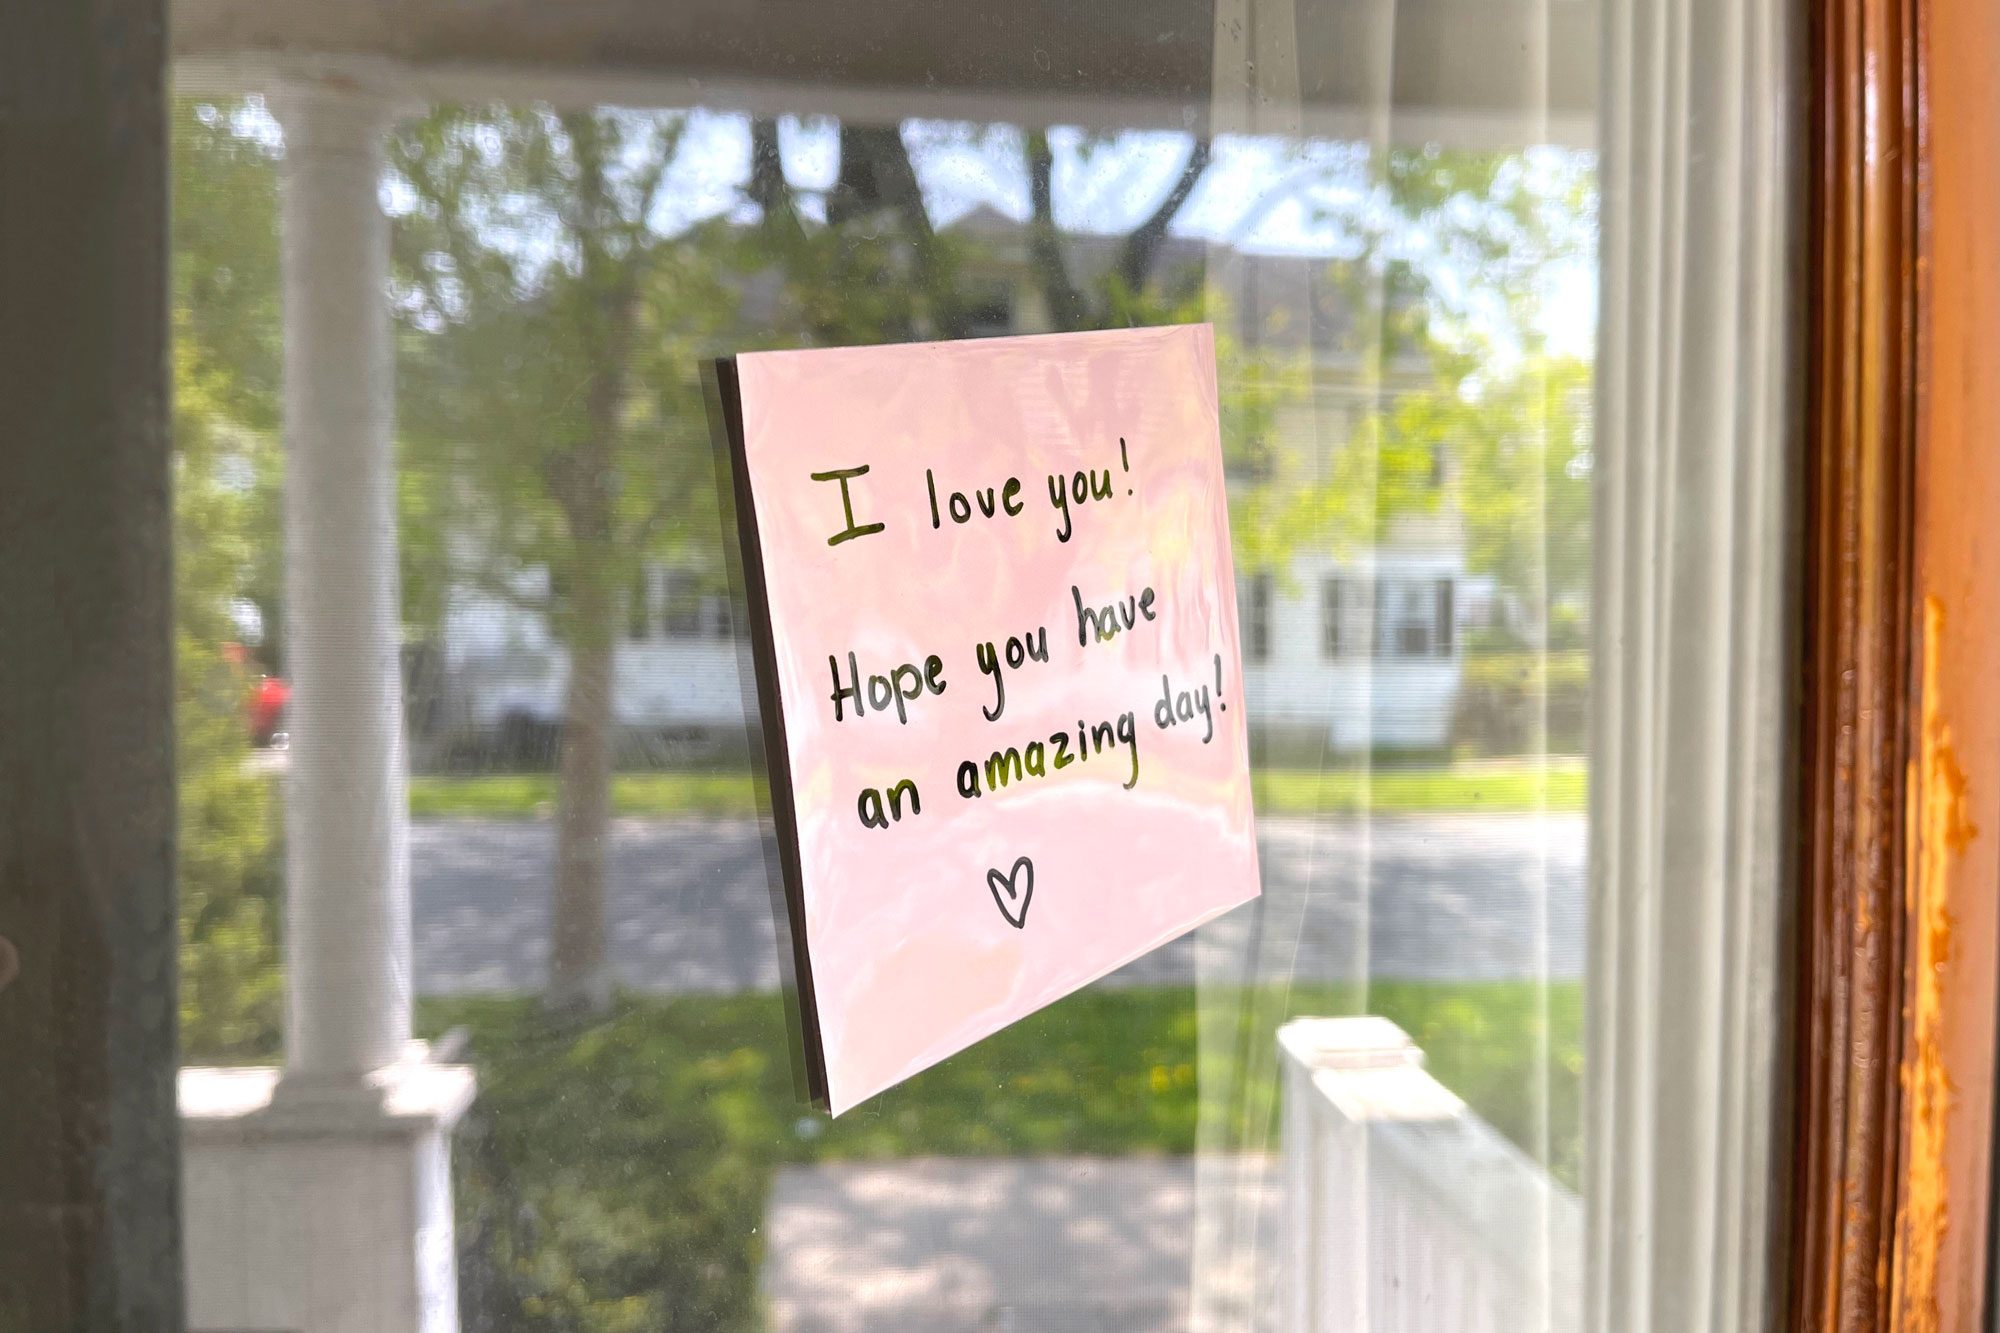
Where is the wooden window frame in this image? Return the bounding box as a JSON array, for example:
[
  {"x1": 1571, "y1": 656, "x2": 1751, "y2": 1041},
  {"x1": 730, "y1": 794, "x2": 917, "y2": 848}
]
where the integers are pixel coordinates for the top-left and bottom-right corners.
[{"x1": 1792, "y1": 0, "x2": 2000, "y2": 1325}]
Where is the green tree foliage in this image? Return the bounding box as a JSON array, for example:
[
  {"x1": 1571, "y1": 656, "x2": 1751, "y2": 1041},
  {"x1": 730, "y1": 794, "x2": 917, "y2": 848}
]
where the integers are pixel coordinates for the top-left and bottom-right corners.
[
  {"x1": 741, "y1": 118, "x2": 979, "y2": 345},
  {"x1": 1322, "y1": 147, "x2": 1597, "y2": 633},
  {"x1": 172, "y1": 98, "x2": 286, "y2": 1056},
  {"x1": 450, "y1": 1004, "x2": 769, "y2": 1333},
  {"x1": 172, "y1": 99, "x2": 288, "y2": 644},
  {"x1": 173, "y1": 388, "x2": 283, "y2": 1061},
  {"x1": 1013, "y1": 136, "x2": 1597, "y2": 590},
  {"x1": 1428, "y1": 353, "x2": 1594, "y2": 641},
  {"x1": 171, "y1": 98, "x2": 287, "y2": 1061},
  {"x1": 174, "y1": 102, "x2": 284, "y2": 432},
  {"x1": 389, "y1": 107, "x2": 737, "y2": 1011},
  {"x1": 1321, "y1": 144, "x2": 1596, "y2": 357}
]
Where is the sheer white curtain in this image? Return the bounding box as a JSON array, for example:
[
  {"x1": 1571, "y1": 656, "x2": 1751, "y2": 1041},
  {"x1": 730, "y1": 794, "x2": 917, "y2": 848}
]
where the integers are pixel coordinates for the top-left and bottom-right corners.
[
  {"x1": 1192, "y1": 0, "x2": 1586, "y2": 1328},
  {"x1": 1587, "y1": 0, "x2": 1797, "y2": 1323},
  {"x1": 1191, "y1": 0, "x2": 1382, "y2": 1320},
  {"x1": 1191, "y1": 0, "x2": 1795, "y2": 1323}
]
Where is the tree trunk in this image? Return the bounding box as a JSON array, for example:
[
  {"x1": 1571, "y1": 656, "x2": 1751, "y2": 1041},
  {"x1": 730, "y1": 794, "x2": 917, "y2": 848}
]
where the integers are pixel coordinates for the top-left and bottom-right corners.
[
  {"x1": 1115, "y1": 137, "x2": 1213, "y2": 295},
  {"x1": 830, "y1": 124, "x2": 971, "y2": 339},
  {"x1": 1024, "y1": 130, "x2": 1212, "y2": 330},
  {"x1": 542, "y1": 175, "x2": 635, "y2": 1011},
  {"x1": 1025, "y1": 130, "x2": 1090, "y2": 332},
  {"x1": 546, "y1": 567, "x2": 617, "y2": 1012}
]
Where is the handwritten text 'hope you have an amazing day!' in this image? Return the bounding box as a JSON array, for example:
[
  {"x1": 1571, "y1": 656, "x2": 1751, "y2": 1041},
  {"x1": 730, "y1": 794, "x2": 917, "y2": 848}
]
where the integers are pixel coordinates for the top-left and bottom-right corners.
[{"x1": 804, "y1": 438, "x2": 1234, "y2": 845}]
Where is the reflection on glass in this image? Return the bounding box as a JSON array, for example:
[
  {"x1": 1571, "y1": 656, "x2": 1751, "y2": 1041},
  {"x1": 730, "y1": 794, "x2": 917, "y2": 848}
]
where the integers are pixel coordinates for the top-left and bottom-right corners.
[{"x1": 173, "y1": 35, "x2": 1594, "y2": 1327}]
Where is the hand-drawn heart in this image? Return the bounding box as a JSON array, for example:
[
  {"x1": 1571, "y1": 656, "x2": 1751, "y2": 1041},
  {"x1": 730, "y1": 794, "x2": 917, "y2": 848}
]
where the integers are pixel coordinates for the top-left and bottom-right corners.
[{"x1": 986, "y1": 856, "x2": 1035, "y2": 929}]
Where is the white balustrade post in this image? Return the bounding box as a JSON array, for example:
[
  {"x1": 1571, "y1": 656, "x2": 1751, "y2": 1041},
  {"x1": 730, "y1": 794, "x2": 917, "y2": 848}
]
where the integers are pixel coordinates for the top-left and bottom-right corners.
[
  {"x1": 1277, "y1": 1016, "x2": 1582, "y2": 1333},
  {"x1": 1279, "y1": 1017, "x2": 1413, "y2": 1333},
  {"x1": 271, "y1": 82, "x2": 411, "y2": 1085}
]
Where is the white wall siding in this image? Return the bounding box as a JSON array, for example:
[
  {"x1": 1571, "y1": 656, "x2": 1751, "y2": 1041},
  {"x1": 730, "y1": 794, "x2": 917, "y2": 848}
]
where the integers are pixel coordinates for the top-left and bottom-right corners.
[
  {"x1": 437, "y1": 548, "x2": 1464, "y2": 750},
  {"x1": 1240, "y1": 550, "x2": 1465, "y2": 752}
]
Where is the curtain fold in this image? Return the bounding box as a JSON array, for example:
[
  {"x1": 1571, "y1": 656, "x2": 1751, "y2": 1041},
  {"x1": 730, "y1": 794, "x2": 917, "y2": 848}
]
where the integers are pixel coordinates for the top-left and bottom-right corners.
[
  {"x1": 1194, "y1": 0, "x2": 1584, "y2": 1327},
  {"x1": 1585, "y1": 0, "x2": 1798, "y2": 1322}
]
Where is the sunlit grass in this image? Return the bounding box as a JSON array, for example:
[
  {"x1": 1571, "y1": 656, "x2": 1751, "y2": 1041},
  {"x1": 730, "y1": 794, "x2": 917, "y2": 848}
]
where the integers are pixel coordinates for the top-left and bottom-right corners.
[
  {"x1": 404, "y1": 757, "x2": 1586, "y2": 820},
  {"x1": 424, "y1": 981, "x2": 1581, "y2": 1328},
  {"x1": 407, "y1": 770, "x2": 758, "y2": 818},
  {"x1": 1250, "y1": 758, "x2": 1586, "y2": 815}
]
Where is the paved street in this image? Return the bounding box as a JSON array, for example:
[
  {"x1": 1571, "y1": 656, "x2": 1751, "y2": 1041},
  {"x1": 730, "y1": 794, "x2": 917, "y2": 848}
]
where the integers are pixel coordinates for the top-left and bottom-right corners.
[{"x1": 411, "y1": 813, "x2": 1585, "y2": 995}]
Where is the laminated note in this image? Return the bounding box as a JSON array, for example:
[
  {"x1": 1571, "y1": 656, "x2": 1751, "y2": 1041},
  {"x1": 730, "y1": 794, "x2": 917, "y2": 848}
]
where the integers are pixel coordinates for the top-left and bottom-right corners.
[{"x1": 714, "y1": 324, "x2": 1261, "y2": 1113}]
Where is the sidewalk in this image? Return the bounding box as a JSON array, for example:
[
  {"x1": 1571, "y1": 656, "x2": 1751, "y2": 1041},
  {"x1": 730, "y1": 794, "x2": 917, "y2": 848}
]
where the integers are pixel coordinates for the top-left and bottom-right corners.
[{"x1": 761, "y1": 1156, "x2": 1279, "y2": 1333}]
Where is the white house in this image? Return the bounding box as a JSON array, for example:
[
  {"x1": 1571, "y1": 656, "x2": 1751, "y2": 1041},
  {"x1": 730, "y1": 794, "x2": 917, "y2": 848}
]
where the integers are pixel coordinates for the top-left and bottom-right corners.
[
  {"x1": 431, "y1": 225, "x2": 1468, "y2": 758},
  {"x1": 435, "y1": 548, "x2": 1465, "y2": 756},
  {"x1": 1240, "y1": 547, "x2": 1464, "y2": 753}
]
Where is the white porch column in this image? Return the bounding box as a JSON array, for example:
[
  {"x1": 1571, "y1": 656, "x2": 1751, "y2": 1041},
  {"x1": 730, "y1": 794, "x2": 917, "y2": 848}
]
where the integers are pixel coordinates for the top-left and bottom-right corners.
[
  {"x1": 174, "y1": 79, "x2": 471, "y2": 1333},
  {"x1": 272, "y1": 82, "x2": 411, "y2": 1084}
]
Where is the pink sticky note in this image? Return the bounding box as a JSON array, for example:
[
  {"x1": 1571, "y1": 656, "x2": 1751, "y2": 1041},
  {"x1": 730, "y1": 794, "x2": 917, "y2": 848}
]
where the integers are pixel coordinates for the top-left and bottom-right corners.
[{"x1": 721, "y1": 324, "x2": 1260, "y2": 1114}]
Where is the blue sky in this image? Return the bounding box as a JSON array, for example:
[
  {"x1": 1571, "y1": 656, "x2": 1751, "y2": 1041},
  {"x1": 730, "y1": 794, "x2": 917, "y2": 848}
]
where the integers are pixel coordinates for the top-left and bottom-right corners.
[
  {"x1": 654, "y1": 111, "x2": 1599, "y2": 359},
  {"x1": 228, "y1": 95, "x2": 1597, "y2": 359}
]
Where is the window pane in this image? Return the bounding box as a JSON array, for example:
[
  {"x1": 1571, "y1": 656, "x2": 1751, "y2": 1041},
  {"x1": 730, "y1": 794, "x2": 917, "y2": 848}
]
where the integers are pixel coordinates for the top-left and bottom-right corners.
[{"x1": 167, "y1": 2, "x2": 1618, "y2": 1327}]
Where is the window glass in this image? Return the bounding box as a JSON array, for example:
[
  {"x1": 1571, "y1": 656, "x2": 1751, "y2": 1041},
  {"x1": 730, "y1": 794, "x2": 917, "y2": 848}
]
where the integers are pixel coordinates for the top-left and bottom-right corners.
[{"x1": 169, "y1": 3, "x2": 1598, "y2": 1327}]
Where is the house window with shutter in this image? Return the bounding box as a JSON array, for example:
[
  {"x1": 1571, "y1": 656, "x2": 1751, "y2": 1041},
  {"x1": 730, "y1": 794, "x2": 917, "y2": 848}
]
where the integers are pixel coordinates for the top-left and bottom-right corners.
[
  {"x1": 662, "y1": 570, "x2": 704, "y2": 638},
  {"x1": 628, "y1": 570, "x2": 653, "y2": 640},
  {"x1": 1244, "y1": 573, "x2": 1273, "y2": 662},
  {"x1": 1434, "y1": 577, "x2": 1455, "y2": 657}
]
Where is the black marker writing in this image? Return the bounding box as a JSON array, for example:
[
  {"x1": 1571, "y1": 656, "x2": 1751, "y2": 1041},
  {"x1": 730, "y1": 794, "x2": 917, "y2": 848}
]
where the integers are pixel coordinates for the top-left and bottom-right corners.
[
  {"x1": 812, "y1": 465, "x2": 887, "y2": 546},
  {"x1": 928, "y1": 469, "x2": 1025, "y2": 528},
  {"x1": 1046, "y1": 465, "x2": 1117, "y2": 543},
  {"x1": 857, "y1": 778, "x2": 923, "y2": 828},
  {"x1": 827, "y1": 650, "x2": 947, "y2": 725},
  {"x1": 973, "y1": 626, "x2": 1049, "y2": 722},
  {"x1": 1154, "y1": 672, "x2": 1216, "y2": 745},
  {"x1": 955, "y1": 709, "x2": 1141, "y2": 798},
  {"x1": 1072, "y1": 583, "x2": 1157, "y2": 646},
  {"x1": 986, "y1": 856, "x2": 1034, "y2": 928}
]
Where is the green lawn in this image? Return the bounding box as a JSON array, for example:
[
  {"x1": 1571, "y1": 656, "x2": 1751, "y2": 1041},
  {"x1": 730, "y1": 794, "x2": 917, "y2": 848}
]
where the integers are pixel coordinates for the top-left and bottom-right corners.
[
  {"x1": 423, "y1": 981, "x2": 1580, "y2": 1331},
  {"x1": 407, "y1": 757, "x2": 1586, "y2": 820},
  {"x1": 1252, "y1": 758, "x2": 1585, "y2": 815},
  {"x1": 408, "y1": 769, "x2": 760, "y2": 818}
]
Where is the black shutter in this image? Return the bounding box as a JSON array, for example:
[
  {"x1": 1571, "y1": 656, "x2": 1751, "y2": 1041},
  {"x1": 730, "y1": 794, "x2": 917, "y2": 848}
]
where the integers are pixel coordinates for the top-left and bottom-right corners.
[{"x1": 1322, "y1": 577, "x2": 1344, "y2": 657}]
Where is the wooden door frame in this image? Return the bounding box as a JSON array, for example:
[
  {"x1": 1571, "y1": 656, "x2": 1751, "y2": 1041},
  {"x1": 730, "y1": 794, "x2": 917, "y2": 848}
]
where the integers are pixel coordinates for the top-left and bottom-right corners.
[{"x1": 1792, "y1": 0, "x2": 2000, "y2": 1326}]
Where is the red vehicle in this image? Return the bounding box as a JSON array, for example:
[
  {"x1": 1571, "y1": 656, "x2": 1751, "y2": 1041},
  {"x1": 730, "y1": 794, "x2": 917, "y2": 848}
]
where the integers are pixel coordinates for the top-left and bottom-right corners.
[
  {"x1": 248, "y1": 672, "x2": 290, "y2": 749},
  {"x1": 225, "y1": 642, "x2": 290, "y2": 748}
]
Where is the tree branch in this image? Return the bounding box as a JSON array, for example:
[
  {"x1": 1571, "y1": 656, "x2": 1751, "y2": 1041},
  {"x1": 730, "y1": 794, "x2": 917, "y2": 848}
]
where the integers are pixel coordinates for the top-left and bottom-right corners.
[
  {"x1": 845, "y1": 125, "x2": 970, "y2": 339},
  {"x1": 747, "y1": 116, "x2": 800, "y2": 238},
  {"x1": 1025, "y1": 130, "x2": 1090, "y2": 332},
  {"x1": 1115, "y1": 136, "x2": 1213, "y2": 295},
  {"x1": 625, "y1": 115, "x2": 689, "y2": 249},
  {"x1": 387, "y1": 123, "x2": 505, "y2": 327}
]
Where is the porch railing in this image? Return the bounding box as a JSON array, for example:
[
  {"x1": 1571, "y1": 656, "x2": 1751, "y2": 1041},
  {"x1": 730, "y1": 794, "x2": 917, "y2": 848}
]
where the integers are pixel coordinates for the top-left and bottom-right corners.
[{"x1": 1278, "y1": 1016, "x2": 1581, "y2": 1333}]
